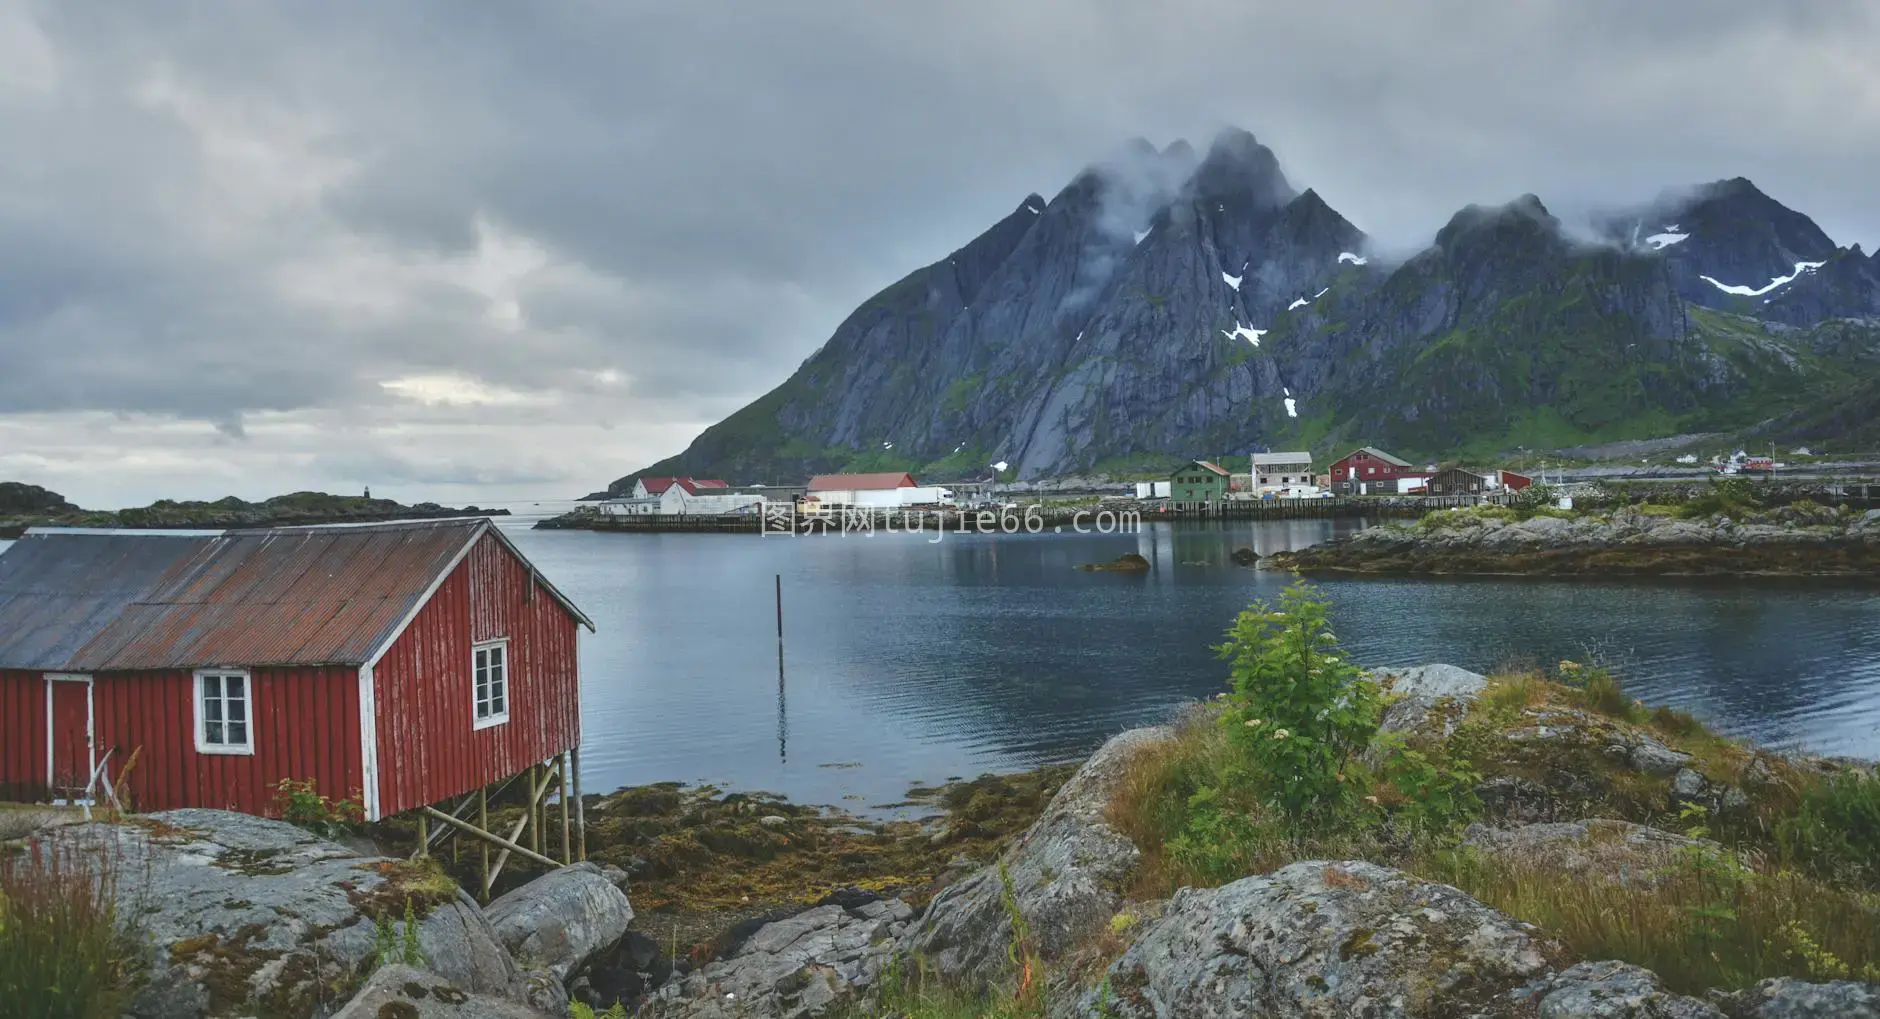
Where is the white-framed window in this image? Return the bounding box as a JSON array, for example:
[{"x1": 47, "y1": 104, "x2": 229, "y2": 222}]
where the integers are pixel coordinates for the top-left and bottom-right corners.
[
  {"x1": 195, "y1": 669, "x2": 254, "y2": 755},
  {"x1": 473, "y1": 639, "x2": 510, "y2": 729}
]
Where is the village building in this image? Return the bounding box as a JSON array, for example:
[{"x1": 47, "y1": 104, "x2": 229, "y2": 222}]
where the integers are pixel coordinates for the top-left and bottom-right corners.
[
  {"x1": 1427, "y1": 467, "x2": 1490, "y2": 496},
  {"x1": 1170, "y1": 460, "x2": 1232, "y2": 504},
  {"x1": 607, "y1": 476, "x2": 767, "y2": 517},
  {"x1": 1493, "y1": 470, "x2": 1535, "y2": 492},
  {"x1": 0, "y1": 520, "x2": 594, "y2": 842},
  {"x1": 803, "y1": 472, "x2": 952, "y2": 509},
  {"x1": 1252, "y1": 451, "x2": 1315, "y2": 493},
  {"x1": 1329, "y1": 447, "x2": 1426, "y2": 495},
  {"x1": 630, "y1": 476, "x2": 727, "y2": 499}
]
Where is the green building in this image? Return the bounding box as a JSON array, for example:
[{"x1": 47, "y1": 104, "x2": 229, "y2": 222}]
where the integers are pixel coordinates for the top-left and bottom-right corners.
[{"x1": 1170, "y1": 460, "x2": 1231, "y2": 504}]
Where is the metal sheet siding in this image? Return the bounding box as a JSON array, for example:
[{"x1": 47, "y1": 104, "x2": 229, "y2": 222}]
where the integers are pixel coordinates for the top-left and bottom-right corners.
[
  {"x1": 85, "y1": 666, "x2": 364, "y2": 815},
  {"x1": 0, "y1": 670, "x2": 49, "y2": 800},
  {"x1": 373, "y1": 532, "x2": 581, "y2": 817}
]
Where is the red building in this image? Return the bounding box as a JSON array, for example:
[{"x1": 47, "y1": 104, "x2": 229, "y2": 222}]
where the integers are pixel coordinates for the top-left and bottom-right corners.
[
  {"x1": 1495, "y1": 470, "x2": 1535, "y2": 492},
  {"x1": 0, "y1": 519, "x2": 592, "y2": 822},
  {"x1": 1328, "y1": 446, "x2": 1423, "y2": 494}
]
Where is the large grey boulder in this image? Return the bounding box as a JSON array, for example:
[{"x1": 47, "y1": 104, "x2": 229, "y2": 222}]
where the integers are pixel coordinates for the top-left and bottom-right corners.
[
  {"x1": 643, "y1": 898, "x2": 916, "y2": 1019},
  {"x1": 330, "y1": 965, "x2": 554, "y2": 1019},
  {"x1": 1071, "y1": 860, "x2": 1563, "y2": 1018},
  {"x1": 1528, "y1": 960, "x2": 1724, "y2": 1017},
  {"x1": 1713, "y1": 977, "x2": 1880, "y2": 1018},
  {"x1": 1369, "y1": 663, "x2": 1489, "y2": 754},
  {"x1": 51, "y1": 809, "x2": 518, "y2": 1019},
  {"x1": 485, "y1": 861, "x2": 634, "y2": 983},
  {"x1": 1462, "y1": 819, "x2": 1719, "y2": 890},
  {"x1": 901, "y1": 726, "x2": 1170, "y2": 986}
]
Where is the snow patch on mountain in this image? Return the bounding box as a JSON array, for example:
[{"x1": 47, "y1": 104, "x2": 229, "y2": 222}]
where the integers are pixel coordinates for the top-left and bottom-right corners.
[
  {"x1": 1338, "y1": 252, "x2": 1367, "y2": 266},
  {"x1": 1645, "y1": 230, "x2": 1688, "y2": 249},
  {"x1": 1283, "y1": 397, "x2": 1298, "y2": 417},
  {"x1": 1222, "y1": 322, "x2": 1267, "y2": 346},
  {"x1": 1222, "y1": 270, "x2": 1243, "y2": 290},
  {"x1": 1288, "y1": 297, "x2": 1309, "y2": 311},
  {"x1": 1701, "y1": 260, "x2": 1826, "y2": 297}
]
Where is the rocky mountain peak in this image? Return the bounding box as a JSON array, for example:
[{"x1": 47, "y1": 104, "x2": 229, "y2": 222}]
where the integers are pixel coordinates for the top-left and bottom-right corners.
[
  {"x1": 1435, "y1": 194, "x2": 1561, "y2": 253},
  {"x1": 1192, "y1": 127, "x2": 1294, "y2": 207}
]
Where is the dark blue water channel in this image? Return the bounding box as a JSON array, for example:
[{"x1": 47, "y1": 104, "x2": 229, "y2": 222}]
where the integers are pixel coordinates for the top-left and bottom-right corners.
[{"x1": 489, "y1": 516, "x2": 1880, "y2": 812}]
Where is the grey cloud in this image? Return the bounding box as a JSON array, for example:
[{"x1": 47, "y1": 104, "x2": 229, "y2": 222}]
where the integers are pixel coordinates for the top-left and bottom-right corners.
[{"x1": 2, "y1": 0, "x2": 1878, "y2": 504}]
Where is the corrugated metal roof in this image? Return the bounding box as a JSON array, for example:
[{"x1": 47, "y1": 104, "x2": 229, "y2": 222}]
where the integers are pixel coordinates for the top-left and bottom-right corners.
[
  {"x1": 1252, "y1": 451, "x2": 1313, "y2": 466},
  {"x1": 0, "y1": 519, "x2": 590, "y2": 672},
  {"x1": 807, "y1": 472, "x2": 916, "y2": 491}
]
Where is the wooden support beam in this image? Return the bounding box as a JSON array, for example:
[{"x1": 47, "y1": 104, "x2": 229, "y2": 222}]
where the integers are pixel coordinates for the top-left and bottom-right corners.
[
  {"x1": 415, "y1": 810, "x2": 429, "y2": 859},
  {"x1": 571, "y1": 746, "x2": 586, "y2": 862},
  {"x1": 558, "y1": 751, "x2": 571, "y2": 864},
  {"x1": 422, "y1": 806, "x2": 563, "y2": 871},
  {"x1": 478, "y1": 788, "x2": 490, "y2": 905},
  {"x1": 530, "y1": 763, "x2": 542, "y2": 857},
  {"x1": 487, "y1": 765, "x2": 555, "y2": 895}
]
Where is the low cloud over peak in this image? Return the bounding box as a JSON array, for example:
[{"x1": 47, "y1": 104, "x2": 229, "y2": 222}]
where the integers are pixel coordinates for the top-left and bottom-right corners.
[{"x1": 2, "y1": 1, "x2": 1877, "y2": 505}]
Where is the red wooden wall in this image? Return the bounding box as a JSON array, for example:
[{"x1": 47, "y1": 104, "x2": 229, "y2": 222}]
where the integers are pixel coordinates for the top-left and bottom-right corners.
[
  {"x1": 1, "y1": 666, "x2": 363, "y2": 814},
  {"x1": 1, "y1": 669, "x2": 48, "y2": 801},
  {"x1": 90, "y1": 666, "x2": 364, "y2": 815},
  {"x1": 372, "y1": 531, "x2": 581, "y2": 817}
]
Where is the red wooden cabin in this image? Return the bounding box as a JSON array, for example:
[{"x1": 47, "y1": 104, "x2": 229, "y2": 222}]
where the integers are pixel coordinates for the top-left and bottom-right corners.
[
  {"x1": 0, "y1": 519, "x2": 593, "y2": 822},
  {"x1": 1328, "y1": 446, "x2": 1420, "y2": 494}
]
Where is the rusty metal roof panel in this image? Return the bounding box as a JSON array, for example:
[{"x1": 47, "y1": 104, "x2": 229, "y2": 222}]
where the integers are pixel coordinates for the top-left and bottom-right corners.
[{"x1": 0, "y1": 520, "x2": 492, "y2": 671}]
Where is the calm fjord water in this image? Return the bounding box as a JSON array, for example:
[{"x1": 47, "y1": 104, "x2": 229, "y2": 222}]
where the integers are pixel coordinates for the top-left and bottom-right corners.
[
  {"x1": 492, "y1": 516, "x2": 1880, "y2": 812},
  {"x1": 8, "y1": 518, "x2": 1876, "y2": 812}
]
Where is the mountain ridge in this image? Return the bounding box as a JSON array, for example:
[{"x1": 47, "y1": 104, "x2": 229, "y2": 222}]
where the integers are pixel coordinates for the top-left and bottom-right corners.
[{"x1": 606, "y1": 129, "x2": 1880, "y2": 493}]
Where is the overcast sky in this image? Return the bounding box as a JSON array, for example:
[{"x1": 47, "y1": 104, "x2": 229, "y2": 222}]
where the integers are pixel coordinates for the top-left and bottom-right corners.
[{"x1": 3, "y1": 2, "x2": 1877, "y2": 509}]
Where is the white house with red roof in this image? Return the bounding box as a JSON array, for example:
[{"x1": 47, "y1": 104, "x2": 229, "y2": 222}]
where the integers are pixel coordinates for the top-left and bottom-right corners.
[{"x1": 607, "y1": 476, "x2": 765, "y2": 517}]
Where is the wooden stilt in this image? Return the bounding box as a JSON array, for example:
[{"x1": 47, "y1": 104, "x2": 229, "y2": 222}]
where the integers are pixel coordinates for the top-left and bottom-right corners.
[
  {"x1": 530, "y1": 763, "x2": 543, "y2": 857},
  {"x1": 571, "y1": 746, "x2": 586, "y2": 862},
  {"x1": 558, "y1": 751, "x2": 571, "y2": 864},
  {"x1": 478, "y1": 787, "x2": 491, "y2": 904},
  {"x1": 422, "y1": 806, "x2": 562, "y2": 870},
  {"x1": 490, "y1": 765, "x2": 553, "y2": 893},
  {"x1": 415, "y1": 810, "x2": 429, "y2": 859}
]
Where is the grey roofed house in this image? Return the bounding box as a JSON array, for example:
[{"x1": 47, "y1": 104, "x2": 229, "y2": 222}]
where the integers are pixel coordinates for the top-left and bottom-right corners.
[{"x1": 1252, "y1": 451, "x2": 1313, "y2": 467}]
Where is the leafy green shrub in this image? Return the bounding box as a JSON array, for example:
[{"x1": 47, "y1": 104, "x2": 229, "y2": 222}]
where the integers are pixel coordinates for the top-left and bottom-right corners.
[
  {"x1": 1378, "y1": 741, "x2": 1482, "y2": 834},
  {"x1": 570, "y1": 1002, "x2": 629, "y2": 1019},
  {"x1": 273, "y1": 778, "x2": 363, "y2": 839},
  {"x1": 0, "y1": 834, "x2": 146, "y2": 1019},
  {"x1": 1777, "y1": 771, "x2": 1880, "y2": 885},
  {"x1": 1216, "y1": 581, "x2": 1382, "y2": 821}
]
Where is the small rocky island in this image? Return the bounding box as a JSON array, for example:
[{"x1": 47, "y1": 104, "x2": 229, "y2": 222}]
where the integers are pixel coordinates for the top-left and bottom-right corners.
[
  {"x1": 1263, "y1": 501, "x2": 1880, "y2": 577},
  {"x1": 0, "y1": 482, "x2": 506, "y2": 538}
]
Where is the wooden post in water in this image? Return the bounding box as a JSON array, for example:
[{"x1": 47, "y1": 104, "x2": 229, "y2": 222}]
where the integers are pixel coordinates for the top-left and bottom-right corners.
[{"x1": 775, "y1": 573, "x2": 785, "y2": 683}]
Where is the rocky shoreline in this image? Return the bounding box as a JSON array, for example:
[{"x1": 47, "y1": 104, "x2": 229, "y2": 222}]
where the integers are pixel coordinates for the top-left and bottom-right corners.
[
  {"x1": 9, "y1": 664, "x2": 1879, "y2": 1018},
  {"x1": 0, "y1": 488, "x2": 508, "y2": 539},
  {"x1": 1262, "y1": 502, "x2": 1880, "y2": 578}
]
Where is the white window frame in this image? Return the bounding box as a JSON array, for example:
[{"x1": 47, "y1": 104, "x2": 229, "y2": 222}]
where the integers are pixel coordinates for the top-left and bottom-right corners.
[
  {"x1": 472, "y1": 638, "x2": 511, "y2": 730},
  {"x1": 194, "y1": 668, "x2": 255, "y2": 755}
]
